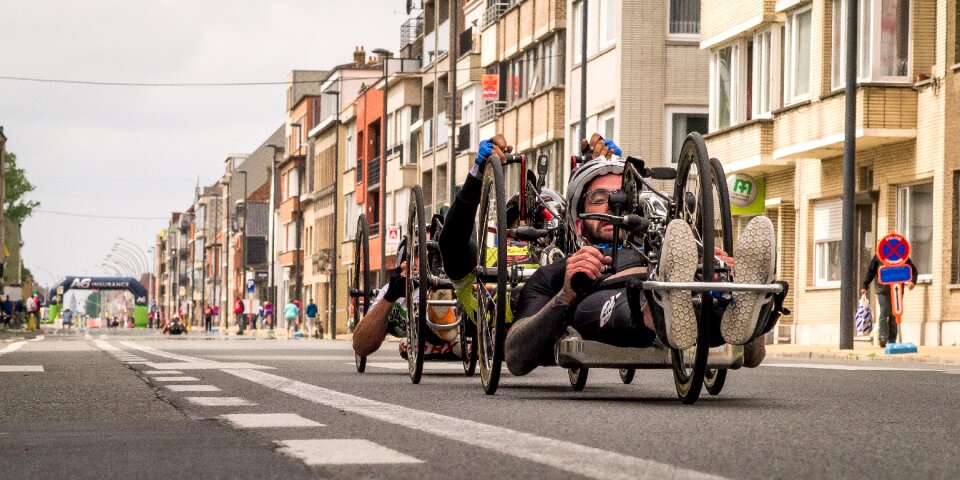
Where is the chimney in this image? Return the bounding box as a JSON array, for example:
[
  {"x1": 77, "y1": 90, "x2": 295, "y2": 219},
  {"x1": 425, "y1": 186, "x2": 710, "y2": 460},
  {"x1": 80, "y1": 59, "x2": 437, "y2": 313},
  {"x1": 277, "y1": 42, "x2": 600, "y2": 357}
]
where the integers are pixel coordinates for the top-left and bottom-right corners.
[{"x1": 353, "y1": 46, "x2": 365, "y2": 66}]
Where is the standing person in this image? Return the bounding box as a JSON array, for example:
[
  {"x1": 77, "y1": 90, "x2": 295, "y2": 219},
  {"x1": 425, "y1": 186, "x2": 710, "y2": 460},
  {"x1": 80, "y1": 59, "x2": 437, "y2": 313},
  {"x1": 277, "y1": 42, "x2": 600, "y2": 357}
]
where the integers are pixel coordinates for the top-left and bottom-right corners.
[
  {"x1": 257, "y1": 303, "x2": 265, "y2": 330},
  {"x1": 305, "y1": 299, "x2": 319, "y2": 338},
  {"x1": 861, "y1": 254, "x2": 917, "y2": 347},
  {"x1": 2, "y1": 295, "x2": 12, "y2": 327},
  {"x1": 203, "y1": 304, "x2": 213, "y2": 332},
  {"x1": 62, "y1": 308, "x2": 73, "y2": 331},
  {"x1": 234, "y1": 297, "x2": 245, "y2": 335},
  {"x1": 25, "y1": 294, "x2": 38, "y2": 330},
  {"x1": 14, "y1": 299, "x2": 25, "y2": 329},
  {"x1": 284, "y1": 299, "x2": 299, "y2": 336},
  {"x1": 263, "y1": 301, "x2": 273, "y2": 331}
]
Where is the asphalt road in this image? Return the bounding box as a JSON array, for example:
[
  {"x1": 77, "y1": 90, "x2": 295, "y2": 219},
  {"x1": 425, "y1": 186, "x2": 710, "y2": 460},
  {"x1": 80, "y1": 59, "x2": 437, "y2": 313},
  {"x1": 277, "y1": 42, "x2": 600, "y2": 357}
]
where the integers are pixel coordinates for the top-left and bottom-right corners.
[{"x1": 2, "y1": 329, "x2": 958, "y2": 479}]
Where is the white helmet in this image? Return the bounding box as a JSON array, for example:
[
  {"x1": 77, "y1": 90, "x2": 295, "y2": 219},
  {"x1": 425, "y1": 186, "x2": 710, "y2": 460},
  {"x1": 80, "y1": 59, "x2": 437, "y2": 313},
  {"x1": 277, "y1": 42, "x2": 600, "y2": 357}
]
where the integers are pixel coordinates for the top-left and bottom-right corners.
[{"x1": 564, "y1": 156, "x2": 625, "y2": 240}]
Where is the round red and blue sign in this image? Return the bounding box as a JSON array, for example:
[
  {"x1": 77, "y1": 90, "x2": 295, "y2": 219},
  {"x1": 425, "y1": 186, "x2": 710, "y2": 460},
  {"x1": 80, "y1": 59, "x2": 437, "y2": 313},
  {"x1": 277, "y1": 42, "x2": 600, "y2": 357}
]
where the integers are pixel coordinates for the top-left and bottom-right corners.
[{"x1": 877, "y1": 232, "x2": 910, "y2": 266}]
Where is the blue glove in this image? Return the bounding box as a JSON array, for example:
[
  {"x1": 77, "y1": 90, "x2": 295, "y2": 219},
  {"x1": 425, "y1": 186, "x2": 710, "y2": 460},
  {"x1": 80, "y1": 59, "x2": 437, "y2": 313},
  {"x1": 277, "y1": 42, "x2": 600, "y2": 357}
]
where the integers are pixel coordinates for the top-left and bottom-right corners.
[
  {"x1": 476, "y1": 138, "x2": 495, "y2": 166},
  {"x1": 604, "y1": 138, "x2": 622, "y2": 156}
]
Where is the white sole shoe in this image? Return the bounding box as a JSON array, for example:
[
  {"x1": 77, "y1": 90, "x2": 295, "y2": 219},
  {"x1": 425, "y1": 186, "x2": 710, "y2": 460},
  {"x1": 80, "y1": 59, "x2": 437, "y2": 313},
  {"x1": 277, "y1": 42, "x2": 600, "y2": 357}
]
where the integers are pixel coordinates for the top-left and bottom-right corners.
[
  {"x1": 657, "y1": 219, "x2": 699, "y2": 350},
  {"x1": 721, "y1": 216, "x2": 776, "y2": 345}
]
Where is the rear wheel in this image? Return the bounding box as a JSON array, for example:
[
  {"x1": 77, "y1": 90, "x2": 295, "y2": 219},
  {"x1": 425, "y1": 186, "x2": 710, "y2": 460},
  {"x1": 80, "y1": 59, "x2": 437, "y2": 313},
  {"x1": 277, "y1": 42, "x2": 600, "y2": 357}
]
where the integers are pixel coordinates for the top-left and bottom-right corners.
[
  {"x1": 476, "y1": 159, "x2": 508, "y2": 395},
  {"x1": 619, "y1": 368, "x2": 636, "y2": 384},
  {"x1": 458, "y1": 309, "x2": 477, "y2": 376},
  {"x1": 670, "y1": 132, "x2": 715, "y2": 404},
  {"x1": 351, "y1": 215, "x2": 371, "y2": 373},
  {"x1": 568, "y1": 367, "x2": 589, "y2": 391},
  {"x1": 405, "y1": 186, "x2": 428, "y2": 384},
  {"x1": 705, "y1": 157, "x2": 734, "y2": 396}
]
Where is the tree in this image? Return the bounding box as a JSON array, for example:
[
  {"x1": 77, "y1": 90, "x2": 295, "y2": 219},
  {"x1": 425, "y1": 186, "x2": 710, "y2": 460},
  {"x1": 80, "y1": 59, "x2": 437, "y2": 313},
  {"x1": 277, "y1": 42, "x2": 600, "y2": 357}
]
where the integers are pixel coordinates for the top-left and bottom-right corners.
[
  {"x1": 4, "y1": 151, "x2": 40, "y2": 224},
  {"x1": 85, "y1": 291, "x2": 102, "y2": 318}
]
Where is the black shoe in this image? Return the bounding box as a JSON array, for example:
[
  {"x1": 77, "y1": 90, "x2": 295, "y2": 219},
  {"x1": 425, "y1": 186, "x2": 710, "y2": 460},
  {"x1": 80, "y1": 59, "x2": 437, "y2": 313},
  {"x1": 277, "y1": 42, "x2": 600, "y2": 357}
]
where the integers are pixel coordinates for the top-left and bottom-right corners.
[{"x1": 879, "y1": 339, "x2": 887, "y2": 348}]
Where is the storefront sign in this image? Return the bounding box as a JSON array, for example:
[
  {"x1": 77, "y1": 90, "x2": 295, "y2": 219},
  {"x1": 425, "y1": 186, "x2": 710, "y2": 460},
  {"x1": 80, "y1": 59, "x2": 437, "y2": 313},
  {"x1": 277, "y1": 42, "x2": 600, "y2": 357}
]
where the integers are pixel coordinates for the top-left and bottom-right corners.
[
  {"x1": 481, "y1": 74, "x2": 499, "y2": 100},
  {"x1": 727, "y1": 173, "x2": 765, "y2": 216}
]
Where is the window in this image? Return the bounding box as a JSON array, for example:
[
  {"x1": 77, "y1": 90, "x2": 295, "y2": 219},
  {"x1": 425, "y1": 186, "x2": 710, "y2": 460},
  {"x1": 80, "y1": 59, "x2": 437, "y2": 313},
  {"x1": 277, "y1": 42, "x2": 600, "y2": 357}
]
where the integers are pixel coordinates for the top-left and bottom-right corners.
[
  {"x1": 953, "y1": 173, "x2": 960, "y2": 283},
  {"x1": 897, "y1": 183, "x2": 933, "y2": 278},
  {"x1": 346, "y1": 123, "x2": 356, "y2": 170},
  {"x1": 752, "y1": 29, "x2": 779, "y2": 117},
  {"x1": 385, "y1": 192, "x2": 394, "y2": 227},
  {"x1": 710, "y1": 44, "x2": 740, "y2": 130},
  {"x1": 570, "y1": 123, "x2": 581, "y2": 158},
  {"x1": 600, "y1": 0, "x2": 618, "y2": 47},
  {"x1": 669, "y1": 0, "x2": 700, "y2": 36},
  {"x1": 285, "y1": 168, "x2": 299, "y2": 200},
  {"x1": 785, "y1": 7, "x2": 813, "y2": 104},
  {"x1": 394, "y1": 189, "x2": 411, "y2": 231},
  {"x1": 599, "y1": 110, "x2": 615, "y2": 140},
  {"x1": 368, "y1": 191, "x2": 381, "y2": 233},
  {"x1": 572, "y1": 1, "x2": 583, "y2": 62},
  {"x1": 814, "y1": 198, "x2": 843, "y2": 286},
  {"x1": 832, "y1": 0, "x2": 911, "y2": 89},
  {"x1": 956, "y1": 0, "x2": 960, "y2": 64},
  {"x1": 344, "y1": 195, "x2": 357, "y2": 241},
  {"x1": 666, "y1": 108, "x2": 709, "y2": 164}
]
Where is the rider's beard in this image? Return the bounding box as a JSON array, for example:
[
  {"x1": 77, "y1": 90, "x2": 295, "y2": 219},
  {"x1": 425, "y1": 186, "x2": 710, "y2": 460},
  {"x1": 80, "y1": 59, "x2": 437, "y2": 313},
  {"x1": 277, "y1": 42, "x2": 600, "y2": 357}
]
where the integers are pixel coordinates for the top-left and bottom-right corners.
[{"x1": 582, "y1": 220, "x2": 615, "y2": 245}]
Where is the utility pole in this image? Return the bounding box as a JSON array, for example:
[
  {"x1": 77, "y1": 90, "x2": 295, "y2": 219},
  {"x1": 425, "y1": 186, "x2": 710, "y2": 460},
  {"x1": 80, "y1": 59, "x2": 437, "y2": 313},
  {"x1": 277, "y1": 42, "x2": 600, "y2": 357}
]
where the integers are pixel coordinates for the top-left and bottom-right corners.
[
  {"x1": 223, "y1": 176, "x2": 232, "y2": 333},
  {"x1": 839, "y1": 0, "x2": 859, "y2": 349},
  {"x1": 449, "y1": 0, "x2": 458, "y2": 200},
  {"x1": 238, "y1": 170, "x2": 249, "y2": 331},
  {"x1": 324, "y1": 86, "x2": 341, "y2": 340},
  {"x1": 579, "y1": 0, "x2": 588, "y2": 144},
  {"x1": 266, "y1": 144, "x2": 282, "y2": 329}
]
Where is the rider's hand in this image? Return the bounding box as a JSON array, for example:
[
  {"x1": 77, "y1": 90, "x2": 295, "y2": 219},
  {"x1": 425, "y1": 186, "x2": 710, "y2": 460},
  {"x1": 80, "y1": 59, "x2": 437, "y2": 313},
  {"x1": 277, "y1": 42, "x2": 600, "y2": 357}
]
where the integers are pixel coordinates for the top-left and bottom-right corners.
[
  {"x1": 860, "y1": 288, "x2": 868, "y2": 297},
  {"x1": 560, "y1": 246, "x2": 612, "y2": 303},
  {"x1": 383, "y1": 263, "x2": 407, "y2": 302},
  {"x1": 907, "y1": 281, "x2": 915, "y2": 291},
  {"x1": 475, "y1": 134, "x2": 513, "y2": 167},
  {"x1": 580, "y1": 133, "x2": 622, "y2": 159}
]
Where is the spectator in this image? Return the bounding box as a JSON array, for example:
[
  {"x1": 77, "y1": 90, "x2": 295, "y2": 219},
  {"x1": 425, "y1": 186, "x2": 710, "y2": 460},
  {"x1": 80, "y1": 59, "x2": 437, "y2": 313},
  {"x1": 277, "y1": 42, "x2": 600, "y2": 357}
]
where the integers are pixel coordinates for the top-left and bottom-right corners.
[
  {"x1": 861, "y1": 254, "x2": 917, "y2": 347},
  {"x1": 234, "y1": 298, "x2": 245, "y2": 334},
  {"x1": 263, "y1": 301, "x2": 274, "y2": 330},
  {"x1": 284, "y1": 300, "x2": 300, "y2": 335},
  {"x1": 305, "y1": 299, "x2": 319, "y2": 338},
  {"x1": 203, "y1": 304, "x2": 213, "y2": 332}
]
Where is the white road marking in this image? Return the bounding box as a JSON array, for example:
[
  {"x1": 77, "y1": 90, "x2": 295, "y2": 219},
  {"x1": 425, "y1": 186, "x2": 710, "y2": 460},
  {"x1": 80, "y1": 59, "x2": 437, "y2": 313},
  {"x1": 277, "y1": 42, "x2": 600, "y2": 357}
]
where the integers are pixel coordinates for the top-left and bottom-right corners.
[
  {"x1": 185, "y1": 396, "x2": 257, "y2": 406},
  {"x1": 0, "y1": 365, "x2": 43, "y2": 372},
  {"x1": 144, "y1": 362, "x2": 272, "y2": 370},
  {"x1": 151, "y1": 376, "x2": 199, "y2": 382},
  {"x1": 763, "y1": 363, "x2": 946, "y2": 372},
  {"x1": 209, "y1": 355, "x2": 355, "y2": 361},
  {"x1": 221, "y1": 413, "x2": 324, "y2": 428},
  {"x1": 144, "y1": 370, "x2": 184, "y2": 375},
  {"x1": 277, "y1": 439, "x2": 421, "y2": 465},
  {"x1": 166, "y1": 385, "x2": 221, "y2": 392},
  {"x1": 29, "y1": 335, "x2": 45, "y2": 342},
  {"x1": 358, "y1": 361, "x2": 469, "y2": 371},
  {"x1": 0, "y1": 341, "x2": 27, "y2": 356},
  {"x1": 223, "y1": 368, "x2": 725, "y2": 480}
]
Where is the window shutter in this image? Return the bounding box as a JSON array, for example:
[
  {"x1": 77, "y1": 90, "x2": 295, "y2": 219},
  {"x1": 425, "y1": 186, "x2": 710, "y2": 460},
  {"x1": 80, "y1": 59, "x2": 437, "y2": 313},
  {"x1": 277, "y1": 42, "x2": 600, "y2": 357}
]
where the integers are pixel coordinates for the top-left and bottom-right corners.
[{"x1": 813, "y1": 198, "x2": 842, "y2": 241}]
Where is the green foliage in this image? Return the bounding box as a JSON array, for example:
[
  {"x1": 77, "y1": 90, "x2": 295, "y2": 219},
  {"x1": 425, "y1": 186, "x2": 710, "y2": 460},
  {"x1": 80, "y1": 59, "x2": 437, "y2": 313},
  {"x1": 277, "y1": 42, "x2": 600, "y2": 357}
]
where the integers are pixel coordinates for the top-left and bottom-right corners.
[
  {"x1": 20, "y1": 266, "x2": 32, "y2": 284},
  {"x1": 4, "y1": 151, "x2": 40, "y2": 224},
  {"x1": 85, "y1": 291, "x2": 102, "y2": 318}
]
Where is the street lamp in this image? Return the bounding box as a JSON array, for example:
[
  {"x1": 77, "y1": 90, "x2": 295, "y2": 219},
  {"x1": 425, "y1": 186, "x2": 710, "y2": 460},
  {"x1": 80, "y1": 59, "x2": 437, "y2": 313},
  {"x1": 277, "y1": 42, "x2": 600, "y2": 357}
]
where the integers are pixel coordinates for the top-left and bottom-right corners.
[
  {"x1": 323, "y1": 86, "x2": 341, "y2": 339},
  {"x1": 290, "y1": 123, "x2": 304, "y2": 307},
  {"x1": 266, "y1": 144, "x2": 283, "y2": 320},
  {"x1": 107, "y1": 254, "x2": 139, "y2": 277},
  {"x1": 111, "y1": 244, "x2": 146, "y2": 275},
  {"x1": 219, "y1": 176, "x2": 232, "y2": 332},
  {"x1": 117, "y1": 238, "x2": 150, "y2": 273},
  {"x1": 235, "y1": 169, "x2": 250, "y2": 331},
  {"x1": 372, "y1": 47, "x2": 391, "y2": 284}
]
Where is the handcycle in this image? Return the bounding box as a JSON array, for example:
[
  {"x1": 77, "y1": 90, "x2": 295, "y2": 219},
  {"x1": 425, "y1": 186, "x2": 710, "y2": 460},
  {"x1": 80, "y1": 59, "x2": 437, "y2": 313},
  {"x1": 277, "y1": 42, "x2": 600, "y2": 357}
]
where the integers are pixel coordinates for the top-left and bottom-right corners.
[
  {"x1": 481, "y1": 133, "x2": 784, "y2": 404},
  {"x1": 348, "y1": 213, "x2": 375, "y2": 373},
  {"x1": 473, "y1": 153, "x2": 568, "y2": 394}
]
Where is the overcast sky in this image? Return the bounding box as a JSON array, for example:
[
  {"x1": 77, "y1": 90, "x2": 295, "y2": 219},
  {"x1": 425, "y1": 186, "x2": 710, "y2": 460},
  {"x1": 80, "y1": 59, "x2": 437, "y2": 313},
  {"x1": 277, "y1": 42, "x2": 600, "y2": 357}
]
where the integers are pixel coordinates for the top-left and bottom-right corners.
[{"x1": 0, "y1": 1, "x2": 406, "y2": 290}]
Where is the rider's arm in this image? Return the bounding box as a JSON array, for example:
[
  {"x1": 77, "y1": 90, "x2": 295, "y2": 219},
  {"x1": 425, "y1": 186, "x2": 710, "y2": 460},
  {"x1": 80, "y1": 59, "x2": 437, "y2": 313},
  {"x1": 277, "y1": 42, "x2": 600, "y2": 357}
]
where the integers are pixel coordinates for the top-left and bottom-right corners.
[
  {"x1": 505, "y1": 262, "x2": 571, "y2": 376},
  {"x1": 352, "y1": 291, "x2": 393, "y2": 357}
]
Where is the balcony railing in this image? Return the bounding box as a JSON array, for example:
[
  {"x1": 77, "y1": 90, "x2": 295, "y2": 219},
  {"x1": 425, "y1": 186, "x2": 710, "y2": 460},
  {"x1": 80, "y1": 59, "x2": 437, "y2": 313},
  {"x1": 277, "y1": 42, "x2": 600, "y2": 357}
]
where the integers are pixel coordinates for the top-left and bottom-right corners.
[
  {"x1": 401, "y1": 14, "x2": 424, "y2": 49},
  {"x1": 459, "y1": 27, "x2": 473, "y2": 57},
  {"x1": 356, "y1": 155, "x2": 364, "y2": 183},
  {"x1": 456, "y1": 123, "x2": 472, "y2": 154},
  {"x1": 483, "y1": 1, "x2": 509, "y2": 27},
  {"x1": 367, "y1": 157, "x2": 380, "y2": 188},
  {"x1": 480, "y1": 101, "x2": 506, "y2": 124}
]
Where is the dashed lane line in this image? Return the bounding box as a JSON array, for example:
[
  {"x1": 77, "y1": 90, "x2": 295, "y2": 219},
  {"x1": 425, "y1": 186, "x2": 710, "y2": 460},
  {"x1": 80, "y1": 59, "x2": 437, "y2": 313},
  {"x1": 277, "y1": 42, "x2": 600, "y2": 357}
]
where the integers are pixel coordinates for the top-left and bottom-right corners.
[
  {"x1": 762, "y1": 362, "x2": 960, "y2": 373},
  {"x1": 151, "y1": 376, "x2": 200, "y2": 382},
  {"x1": 185, "y1": 396, "x2": 257, "y2": 406},
  {"x1": 0, "y1": 365, "x2": 43, "y2": 372},
  {"x1": 0, "y1": 341, "x2": 27, "y2": 356},
  {"x1": 166, "y1": 385, "x2": 221, "y2": 392},
  {"x1": 221, "y1": 413, "x2": 323, "y2": 428},
  {"x1": 277, "y1": 439, "x2": 422, "y2": 465}
]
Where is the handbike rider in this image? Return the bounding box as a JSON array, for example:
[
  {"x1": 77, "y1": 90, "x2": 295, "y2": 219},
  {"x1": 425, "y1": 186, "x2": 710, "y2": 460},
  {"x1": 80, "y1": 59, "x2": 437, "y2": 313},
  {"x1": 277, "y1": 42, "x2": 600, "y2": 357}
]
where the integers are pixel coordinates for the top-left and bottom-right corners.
[{"x1": 434, "y1": 132, "x2": 788, "y2": 378}]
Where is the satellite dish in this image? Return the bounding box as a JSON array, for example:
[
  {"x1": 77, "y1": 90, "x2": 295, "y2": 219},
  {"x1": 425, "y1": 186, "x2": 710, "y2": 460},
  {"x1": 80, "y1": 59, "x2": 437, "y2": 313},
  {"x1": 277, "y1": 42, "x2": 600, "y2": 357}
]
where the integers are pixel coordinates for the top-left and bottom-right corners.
[{"x1": 406, "y1": 0, "x2": 422, "y2": 14}]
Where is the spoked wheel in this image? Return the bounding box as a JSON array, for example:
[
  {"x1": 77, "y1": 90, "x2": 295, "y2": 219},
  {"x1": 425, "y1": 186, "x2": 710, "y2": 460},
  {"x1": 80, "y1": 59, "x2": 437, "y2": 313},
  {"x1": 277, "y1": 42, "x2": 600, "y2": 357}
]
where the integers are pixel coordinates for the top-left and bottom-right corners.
[
  {"x1": 405, "y1": 186, "x2": 428, "y2": 384},
  {"x1": 669, "y1": 132, "x2": 715, "y2": 404},
  {"x1": 458, "y1": 309, "x2": 478, "y2": 376},
  {"x1": 705, "y1": 157, "x2": 734, "y2": 396},
  {"x1": 475, "y1": 158, "x2": 508, "y2": 395},
  {"x1": 619, "y1": 368, "x2": 636, "y2": 384},
  {"x1": 568, "y1": 367, "x2": 589, "y2": 391},
  {"x1": 351, "y1": 214, "x2": 371, "y2": 373}
]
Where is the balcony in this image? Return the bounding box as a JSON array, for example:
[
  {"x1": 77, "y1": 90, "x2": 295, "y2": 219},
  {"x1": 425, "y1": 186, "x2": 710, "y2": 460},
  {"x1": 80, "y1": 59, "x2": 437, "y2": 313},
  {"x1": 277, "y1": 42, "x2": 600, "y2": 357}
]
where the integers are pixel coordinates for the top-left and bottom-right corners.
[
  {"x1": 367, "y1": 157, "x2": 380, "y2": 189},
  {"x1": 400, "y1": 14, "x2": 424, "y2": 49},
  {"x1": 480, "y1": 101, "x2": 506, "y2": 124},
  {"x1": 483, "y1": 1, "x2": 509, "y2": 28},
  {"x1": 278, "y1": 250, "x2": 302, "y2": 268},
  {"x1": 356, "y1": 155, "x2": 364, "y2": 183},
  {"x1": 705, "y1": 119, "x2": 788, "y2": 175},
  {"x1": 456, "y1": 123, "x2": 473, "y2": 154},
  {"x1": 772, "y1": 85, "x2": 917, "y2": 160}
]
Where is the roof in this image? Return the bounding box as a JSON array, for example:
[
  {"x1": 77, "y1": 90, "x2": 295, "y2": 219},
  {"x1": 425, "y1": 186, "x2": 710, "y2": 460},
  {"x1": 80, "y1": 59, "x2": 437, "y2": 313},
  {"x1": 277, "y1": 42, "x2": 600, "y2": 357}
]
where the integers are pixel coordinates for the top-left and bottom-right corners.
[{"x1": 229, "y1": 125, "x2": 285, "y2": 207}]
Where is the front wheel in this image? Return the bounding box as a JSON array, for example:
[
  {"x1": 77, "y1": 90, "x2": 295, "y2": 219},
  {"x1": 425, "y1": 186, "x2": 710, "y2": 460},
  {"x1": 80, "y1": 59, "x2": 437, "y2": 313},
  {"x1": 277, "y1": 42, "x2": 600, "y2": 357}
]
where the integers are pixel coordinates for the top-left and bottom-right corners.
[
  {"x1": 475, "y1": 158, "x2": 508, "y2": 395},
  {"x1": 458, "y1": 310, "x2": 477, "y2": 376},
  {"x1": 619, "y1": 368, "x2": 636, "y2": 385},
  {"x1": 568, "y1": 367, "x2": 589, "y2": 391},
  {"x1": 405, "y1": 185, "x2": 428, "y2": 384},
  {"x1": 351, "y1": 214, "x2": 372, "y2": 373},
  {"x1": 704, "y1": 368, "x2": 727, "y2": 395}
]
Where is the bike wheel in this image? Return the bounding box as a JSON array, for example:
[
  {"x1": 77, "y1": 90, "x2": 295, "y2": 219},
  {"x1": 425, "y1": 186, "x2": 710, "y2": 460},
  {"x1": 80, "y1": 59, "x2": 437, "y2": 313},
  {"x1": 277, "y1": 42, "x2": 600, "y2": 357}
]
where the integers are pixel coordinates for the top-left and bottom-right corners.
[
  {"x1": 568, "y1": 367, "x2": 589, "y2": 391},
  {"x1": 406, "y1": 185, "x2": 428, "y2": 384},
  {"x1": 705, "y1": 157, "x2": 734, "y2": 396},
  {"x1": 619, "y1": 368, "x2": 636, "y2": 385},
  {"x1": 475, "y1": 159, "x2": 508, "y2": 395},
  {"x1": 670, "y1": 132, "x2": 714, "y2": 404},
  {"x1": 352, "y1": 214, "x2": 371, "y2": 373},
  {"x1": 458, "y1": 309, "x2": 478, "y2": 376}
]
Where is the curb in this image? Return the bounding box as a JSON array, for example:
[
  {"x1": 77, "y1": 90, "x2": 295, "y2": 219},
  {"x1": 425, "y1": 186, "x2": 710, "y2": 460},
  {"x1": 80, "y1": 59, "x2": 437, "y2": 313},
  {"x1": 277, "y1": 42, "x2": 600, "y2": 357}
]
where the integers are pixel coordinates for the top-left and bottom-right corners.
[{"x1": 767, "y1": 350, "x2": 960, "y2": 365}]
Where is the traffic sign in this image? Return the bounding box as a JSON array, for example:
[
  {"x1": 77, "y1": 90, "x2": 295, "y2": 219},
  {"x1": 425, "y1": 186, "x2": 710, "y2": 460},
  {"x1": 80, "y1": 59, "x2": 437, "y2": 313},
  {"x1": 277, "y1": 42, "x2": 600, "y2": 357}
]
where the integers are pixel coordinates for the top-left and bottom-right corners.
[
  {"x1": 878, "y1": 265, "x2": 912, "y2": 284},
  {"x1": 386, "y1": 225, "x2": 401, "y2": 245},
  {"x1": 877, "y1": 232, "x2": 910, "y2": 266},
  {"x1": 246, "y1": 279, "x2": 255, "y2": 293}
]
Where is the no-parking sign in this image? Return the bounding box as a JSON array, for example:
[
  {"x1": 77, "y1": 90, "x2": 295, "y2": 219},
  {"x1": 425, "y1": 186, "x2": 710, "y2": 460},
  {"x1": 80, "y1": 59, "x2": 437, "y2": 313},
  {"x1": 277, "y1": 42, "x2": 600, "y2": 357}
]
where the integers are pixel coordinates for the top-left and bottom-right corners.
[{"x1": 877, "y1": 232, "x2": 910, "y2": 266}]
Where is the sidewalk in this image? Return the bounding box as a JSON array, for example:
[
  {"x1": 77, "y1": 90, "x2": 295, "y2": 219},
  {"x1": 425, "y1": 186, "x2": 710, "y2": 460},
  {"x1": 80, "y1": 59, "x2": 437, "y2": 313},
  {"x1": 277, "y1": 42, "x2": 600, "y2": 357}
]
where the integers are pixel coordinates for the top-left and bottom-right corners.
[{"x1": 766, "y1": 343, "x2": 960, "y2": 365}]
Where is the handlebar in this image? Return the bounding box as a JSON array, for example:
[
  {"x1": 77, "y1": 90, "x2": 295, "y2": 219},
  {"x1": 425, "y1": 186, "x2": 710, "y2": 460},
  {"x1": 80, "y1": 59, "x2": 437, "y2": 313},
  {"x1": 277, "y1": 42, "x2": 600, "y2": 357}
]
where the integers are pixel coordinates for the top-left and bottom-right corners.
[
  {"x1": 508, "y1": 226, "x2": 550, "y2": 241},
  {"x1": 487, "y1": 153, "x2": 526, "y2": 165},
  {"x1": 577, "y1": 213, "x2": 650, "y2": 233}
]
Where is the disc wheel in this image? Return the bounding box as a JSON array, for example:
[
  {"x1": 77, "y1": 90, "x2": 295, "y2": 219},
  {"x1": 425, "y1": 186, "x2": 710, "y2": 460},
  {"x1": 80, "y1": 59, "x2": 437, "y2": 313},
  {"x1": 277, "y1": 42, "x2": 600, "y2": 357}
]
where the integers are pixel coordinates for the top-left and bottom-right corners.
[
  {"x1": 458, "y1": 309, "x2": 478, "y2": 376},
  {"x1": 475, "y1": 158, "x2": 508, "y2": 395},
  {"x1": 568, "y1": 367, "x2": 589, "y2": 391},
  {"x1": 619, "y1": 368, "x2": 636, "y2": 384},
  {"x1": 405, "y1": 185, "x2": 428, "y2": 384},
  {"x1": 705, "y1": 157, "x2": 734, "y2": 396},
  {"x1": 669, "y1": 132, "x2": 715, "y2": 404},
  {"x1": 352, "y1": 214, "x2": 371, "y2": 373}
]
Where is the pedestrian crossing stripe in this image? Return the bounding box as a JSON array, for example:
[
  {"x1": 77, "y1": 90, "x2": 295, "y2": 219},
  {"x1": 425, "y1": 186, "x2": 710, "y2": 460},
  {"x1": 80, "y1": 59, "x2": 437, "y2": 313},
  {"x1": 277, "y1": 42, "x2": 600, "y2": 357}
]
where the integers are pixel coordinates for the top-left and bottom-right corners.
[{"x1": 276, "y1": 439, "x2": 422, "y2": 465}]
